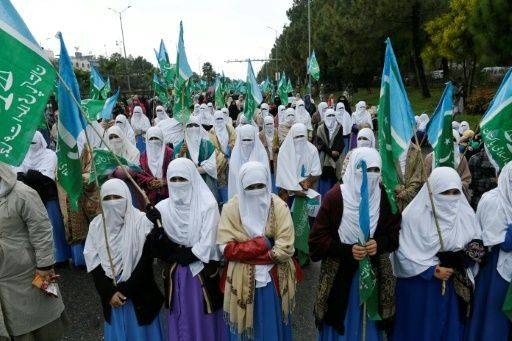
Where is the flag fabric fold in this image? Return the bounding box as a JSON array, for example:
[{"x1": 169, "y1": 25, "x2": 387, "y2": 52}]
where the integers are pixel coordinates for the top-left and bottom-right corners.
[
  {"x1": 278, "y1": 72, "x2": 288, "y2": 106},
  {"x1": 308, "y1": 50, "x2": 320, "y2": 81},
  {"x1": 155, "y1": 39, "x2": 175, "y2": 86},
  {"x1": 56, "y1": 31, "x2": 87, "y2": 210},
  {"x1": 214, "y1": 75, "x2": 225, "y2": 109},
  {"x1": 377, "y1": 38, "x2": 415, "y2": 213},
  {"x1": 89, "y1": 148, "x2": 142, "y2": 185},
  {"x1": 426, "y1": 82, "x2": 454, "y2": 168},
  {"x1": 89, "y1": 65, "x2": 106, "y2": 99},
  {"x1": 173, "y1": 21, "x2": 192, "y2": 123},
  {"x1": 481, "y1": 68, "x2": 512, "y2": 170},
  {"x1": 0, "y1": 0, "x2": 57, "y2": 166},
  {"x1": 244, "y1": 60, "x2": 263, "y2": 121}
]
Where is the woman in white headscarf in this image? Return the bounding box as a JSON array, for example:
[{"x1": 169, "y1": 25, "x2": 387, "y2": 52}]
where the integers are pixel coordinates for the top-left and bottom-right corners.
[
  {"x1": 137, "y1": 127, "x2": 173, "y2": 206},
  {"x1": 465, "y1": 161, "x2": 512, "y2": 340},
  {"x1": 153, "y1": 105, "x2": 169, "y2": 125},
  {"x1": 16, "y1": 131, "x2": 71, "y2": 263},
  {"x1": 352, "y1": 101, "x2": 373, "y2": 130},
  {"x1": 458, "y1": 121, "x2": 470, "y2": 136},
  {"x1": 276, "y1": 123, "x2": 321, "y2": 266},
  {"x1": 217, "y1": 161, "x2": 297, "y2": 340},
  {"x1": 340, "y1": 128, "x2": 376, "y2": 179},
  {"x1": 115, "y1": 114, "x2": 136, "y2": 145},
  {"x1": 315, "y1": 109, "x2": 345, "y2": 196},
  {"x1": 147, "y1": 158, "x2": 226, "y2": 340},
  {"x1": 209, "y1": 110, "x2": 237, "y2": 203},
  {"x1": 295, "y1": 99, "x2": 313, "y2": 138},
  {"x1": 278, "y1": 108, "x2": 296, "y2": 145},
  {"x1": 277, "y1": 104, "x2": 286, "y2": 124},
  {"x1": 417, "y1": 113, "x2": 430, "y2": 132},
  {"x1": 130, "y1": 106, "x2": 151, "y2": 153},
  {"x1": 228, "y1": 125, "x2": 270, "y2": 199},
  {"x1": 199, "y1": 103, "x2": 214, "y2": 131},
  {"x1": 391, "y1": 167, "x2": 482, "y2": 341},
  {"x1": 259, "y1": 115, "x2": 279, "y2": 192},
  {"x1": 156, "y1": 116, "x2": 184, "y2": 149},
  {"x1": 335, "y1": 102, "x2": 352, "y2": 154},
  {"x1": 310, "y1": 147, "x2": 401, "y2": 340},
  {"x1": 221, "y1": 107, "x2": 233, "y2": 126},
  {"x1": 174, "y1": 115, "x2": 219, "y2": 202},
  {"x1": 84, "y1": 179, "x2": 164, "y2": 340}
]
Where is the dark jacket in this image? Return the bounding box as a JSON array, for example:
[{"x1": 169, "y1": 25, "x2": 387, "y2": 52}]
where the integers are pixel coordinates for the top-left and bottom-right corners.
[{"x1": 91, "y1": 239, "x2": 164, "y2": 325}]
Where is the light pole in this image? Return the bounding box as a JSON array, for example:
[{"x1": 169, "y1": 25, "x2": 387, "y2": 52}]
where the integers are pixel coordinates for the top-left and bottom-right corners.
[
  {"x1": 108, "y1": 5, "x2": 132, "y2": 92},
  {"x1": 265, "y1": 25, "x2": 279, "y2": 82}
]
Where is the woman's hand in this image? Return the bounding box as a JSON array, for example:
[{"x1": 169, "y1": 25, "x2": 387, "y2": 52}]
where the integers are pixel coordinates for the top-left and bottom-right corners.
[
  {"x1": 352, "y1": 244, "x2": 367, "y2": 261},
  {"x1": 434, "y1": 265, "x2": 454, "y2": 281},
  {"x1": 364, "y1": 239, "x2": 377, "y2": 256},
  {"x1": 110, "y1": 291, "x2": 127, "y2": 308}
]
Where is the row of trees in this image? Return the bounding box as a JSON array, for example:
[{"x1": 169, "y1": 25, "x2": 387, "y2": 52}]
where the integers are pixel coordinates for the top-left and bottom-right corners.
[{"x1": 257, "y1": 0, "x2": 512, "y2": 97}]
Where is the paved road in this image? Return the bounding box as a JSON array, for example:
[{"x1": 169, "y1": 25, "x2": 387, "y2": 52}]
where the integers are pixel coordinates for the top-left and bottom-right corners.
[{"x1": 59, "y1": 261, "x2": 320, "y2": 340}]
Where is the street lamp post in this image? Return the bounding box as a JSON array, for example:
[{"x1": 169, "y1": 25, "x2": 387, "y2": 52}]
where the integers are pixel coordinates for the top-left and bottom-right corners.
[
  {"x1": 265, "y1": 25, "x2": 279, "y2": 83},
  {"x1": 108, "y1": 5, "x2": 132, "y2": 92}
]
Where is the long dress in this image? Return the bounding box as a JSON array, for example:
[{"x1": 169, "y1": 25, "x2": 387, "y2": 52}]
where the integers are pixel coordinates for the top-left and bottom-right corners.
[{"x1": 465, "y1": 247, "x2": 511, "y2": 340}]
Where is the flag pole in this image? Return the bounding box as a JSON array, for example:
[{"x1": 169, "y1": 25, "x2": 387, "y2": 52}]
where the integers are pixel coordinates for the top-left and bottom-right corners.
[
  {"x1": 55, "y1": 71, "x2": 161, "y2": 226},
  {"x1": 409, "y1": 124, "x2": 447, "y2": 295},
  {"x1": 361, "y1": 302, "x2": 367, "y2": 341}
]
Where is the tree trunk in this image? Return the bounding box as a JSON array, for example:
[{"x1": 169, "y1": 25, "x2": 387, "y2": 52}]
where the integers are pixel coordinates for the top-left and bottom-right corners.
[
  {"x1": 441, "y1": 57, "x2": 450, "y2": 81},
  {"x1": 411, "y1": 1, "x2": 431, "y2": 98}
]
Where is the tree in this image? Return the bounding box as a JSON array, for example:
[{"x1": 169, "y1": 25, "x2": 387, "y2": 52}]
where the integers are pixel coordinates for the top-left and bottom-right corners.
[
  {"x1": 202, "y1": 62, "x2": 216, "y2": 86},
  {"x1": 469, "y1": 0, "x2": 512, "y2": 65},
  {"x1": 98, "y1": 53, "x2": 156, "y2": 94},
  {"x1": 423, "y1": 0, "x2": 477, "y2": 93}
]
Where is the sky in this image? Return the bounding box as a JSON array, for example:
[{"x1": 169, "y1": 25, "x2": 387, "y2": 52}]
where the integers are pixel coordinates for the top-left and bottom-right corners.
[{"x1": 11, "y1": 0, "x2": 292, "y2": 80}]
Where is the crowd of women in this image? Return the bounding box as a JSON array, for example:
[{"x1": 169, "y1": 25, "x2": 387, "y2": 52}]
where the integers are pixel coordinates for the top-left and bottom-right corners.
[{"x1": 6, "y1": 90, "x2": 511, "y2": 341}]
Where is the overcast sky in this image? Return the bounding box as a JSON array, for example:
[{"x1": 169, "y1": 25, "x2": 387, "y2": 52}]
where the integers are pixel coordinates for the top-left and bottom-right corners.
[{"x1": 11, "y1": 0, "x2": 292, "y2": 79}]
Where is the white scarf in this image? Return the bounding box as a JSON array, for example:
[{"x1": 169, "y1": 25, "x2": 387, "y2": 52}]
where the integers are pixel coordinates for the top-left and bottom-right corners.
[
  {"x1": 338, "y1": 147, "x2": 381, "y2": 244},
  {"x1": 157, "y1": 117, "x2": 184, "y2": 146},
  {"x1": 228, "y1": 125, "x2": 270, "y2": 199},
  {"x1": 199, "y1": 104, "x2": 214, "y2": 126},
  {"x1": 16, "y1": 131, "x2": 56, "y2": 180},
  {"x1": 352, "y1": 101, "x2": 372, "y2": 128},
  {"x1": 392, "y1": 167, "x2": 480, "y2": 278},
  {"x1": 477, "y1": 161, "x2": 512, "y2": 281},
  {"x1": 130, "y1": 105, "x2": 151, "y2": 133},
  {"x1": 154, "y1": 105, "x2": 169, "y2": 125},
  {"x1": 417, "y1": 113, "x2": 430, "y2": 132},
  {"x1": 356, "y1": 128, "x2": 376, "y2": 148},
  {"x1": 276, "y1": 123, "x2": 321, "y2": 191},
  {"x1": 84, "y1": 179, "x2": 152, "y2": 282},
  {"x1": 335, "y1": 102, "x2": 352, "y2": 135},
  {"x1": 213, "y1": 110, "x2": 229, "y2": 153},
  {"x1": 323, "y1": 109, "x2": 337, "y2": 139},
  {"x1": 295, "y1": 99, "x2": 312, "y2": 130},
  {"x1": 115, "y1": 114, "x2": 136, "y2": 144},
  {"x1": 106, "y1": 125, "x2": 140, "y2": 164},
  {"x1": 185, "y1": 116, "x2": 202, "y2": 165},
  {"x1": 238, "y1": 161, "x2": 273, "y2": 286},
  {"x1": 317, "y1": 102, "x2": 328, "y2": 121},
  {"x1": 263, "y1": 115, "x2": 275, "y2": 157},
  {"x1": 277, "y1": 105, "x2": 286, "y2": 124},
  {"x1": 145, "y1": 127, "x2": 165, "y2": 178},
  {"x1": 156, "y1": 158, "x2": 220, "y2": 276}
]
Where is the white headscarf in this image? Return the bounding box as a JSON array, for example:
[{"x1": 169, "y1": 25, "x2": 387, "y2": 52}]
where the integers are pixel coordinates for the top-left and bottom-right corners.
[
  {"x1": 199, "y1": 103, "x2": 214, "y2": 126},
  {"x1": 452, "y1": 121, "x2": 460, "y2": 131},
  {"x1": 16, "y1": 131, "x2": 57, "y2": 180},
  {"x1": 228, "y1": 125, "x2": 270, "y2": 199},
  {"x1": 357, "y1": 128, "x2": 376, "y2": 148},
  {"x1": 295, "y1": 99, "x2": 313, "y2": 130},
  {"x1": 115, "y1": 114, "x2": 136, "y2": 144},
  {"x1": 317, "y1": 102, "x2": 328, "y2": 121},
  {"x1": 352, "y1": 100, "x2": 373, "y2": 128},
  {"x1": 154, "y1": 105, "x2": 169, "y2": 125},
  {"x1": 221, "y1": 107, "x2": 233, "y2": 126},
  {"x1": 335, "y1": 102, "x2": 352, "y2": 135},
  {"x1": 193, "y1": 103, "x2": 200, "y2": 116},
  {"x1": 185, "y1": 116, "x2": 203, "y2": 165},
  {"x1": 277, "y1": 104, "x2": 286, "y2": 123},
  {"x1": 263, "y1": 115, "x2": 275, "y2": 156},
  {"x1": 130, "y1": 105, "x2": 151, "y2": 133},
  {"x1": 213, "y1": 110, "x2": 229, "y2": 153},
  {"x1": 284, "y1": 108, "x2": 296, "y2": 126},
  {"x1": 155, "y1": 158, "x2": 220, "y2": 276},
  {"x1": 84, "y1": 179, "x2": 152, "y2": 282},
  {"x1": 260, "y1": 103, "x2": 270, "y2": 118},
  {"x1": 338, "y1": 147, "x2": 382, "y2": 244},
  {"x1": 417, "y1": 113, "x2": 430, "y2": 132},
  {"x1": 477, "y1": 161, "x2": 512, "y2": 281},
  {"x1": 459, "y1": 121, "x2": 470, "y2": 135},
  {"x1": 392, "y1": 167, "x2": 480, "y2": 278},
  {"x1": 238, "y1": 161, "x2": 274, "y2": 286},
  {"x1": 276, "y1": 123, "x2": 321, "y2": 191},
  {"x1": 145, "y1": 127, "x2": 165, "y2": 178},
  {"x1": 106, "y1": 125, "x2": 140, "y2": 164},
  {"x1": 157, "y1": 117, "x2": 184, "y2": 147},
  {"x1": 323, "y1": 109, "x2": 337, "y2": 139}
]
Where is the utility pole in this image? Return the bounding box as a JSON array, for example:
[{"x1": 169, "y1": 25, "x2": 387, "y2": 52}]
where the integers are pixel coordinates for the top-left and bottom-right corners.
[
  {"x1": 108, "y1": 5, "x2": 132, "y2": 92},
  {"x1": 265, "y1": 26, "x2": 279, "y2": 81},
  {"x1": 307, "y1": 0, "x2": 312, "y2": 94}
]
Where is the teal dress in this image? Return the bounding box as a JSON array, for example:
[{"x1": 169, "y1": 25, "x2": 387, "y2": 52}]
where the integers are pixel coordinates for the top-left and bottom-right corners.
[{"x1": 173, "y1": 139, "x2": 219, "y2": 202}]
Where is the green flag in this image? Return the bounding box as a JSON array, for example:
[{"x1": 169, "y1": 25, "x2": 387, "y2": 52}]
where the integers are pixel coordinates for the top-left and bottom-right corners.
[
  {"x1": 0, "y1": 1, "x2": 57, "y2": 166},
  {"x1": 155, "y1": 39, "x2": 175, "y2": 87},
  {"x1": 278, "y1": 72, "x2": 288, "y2": 105},
  {"x1": 244, "y1": 60, "x2": 263, "y2": 121},
  {"x1": 152, "y1": 74, "x2": 170, "y2": 107},
  {"x1": 286, "y1": 79, "x2": 293, "y2": 94},
  {"x1": 214, "y1": 76, "x2": 225, "y2": 109},
  {"x1": 81, "y1": 98, "x2": 105, "y2": 121},
  {"x1": 308, "y1": 50, "x2": 320, "y2": 81},
  {"x1": 89, "y1": 149, "x2": 142, "y2": 185},
  {"x1": 100, "y1": 77, "x2": 111, "y2": 100},
  {"x1": 481, "y1": 68, "x2": 512, "y2": 170},
  {"x1": 377, "y1": 38, "x2": 415, "y2": 214},
  {"x1": 426, "y1": 82, "x2": 454, "y2": 168},
  {"x1": 173, "y1": 21, "x2": 193, "y2": 123}
]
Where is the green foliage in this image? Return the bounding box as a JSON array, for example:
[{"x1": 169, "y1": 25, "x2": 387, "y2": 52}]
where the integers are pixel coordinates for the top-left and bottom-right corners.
[{"x1": 97, "y1": 53, "x2": 155, "y2": 94}]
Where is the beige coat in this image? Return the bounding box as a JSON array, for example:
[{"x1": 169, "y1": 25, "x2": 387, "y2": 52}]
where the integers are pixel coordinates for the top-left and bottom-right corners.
[
  {"x1": 0, "y1": 164, "x2": 64, "y2": 337},
  {"x1": 395, "y1": 144, "x2": 426, "y2": 212},
  {"x1": 209, "y1": 124, "x2": 237, "y2": 187}
]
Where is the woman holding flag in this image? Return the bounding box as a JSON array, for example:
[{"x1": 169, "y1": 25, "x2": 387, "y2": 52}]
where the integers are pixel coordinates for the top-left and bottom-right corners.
[
  {"x1": 391, "y1": 167, "x2": 482, "y2": 341},
  {"x1": 309, "y1": 147, "x2": 401, "y2": 340}
]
